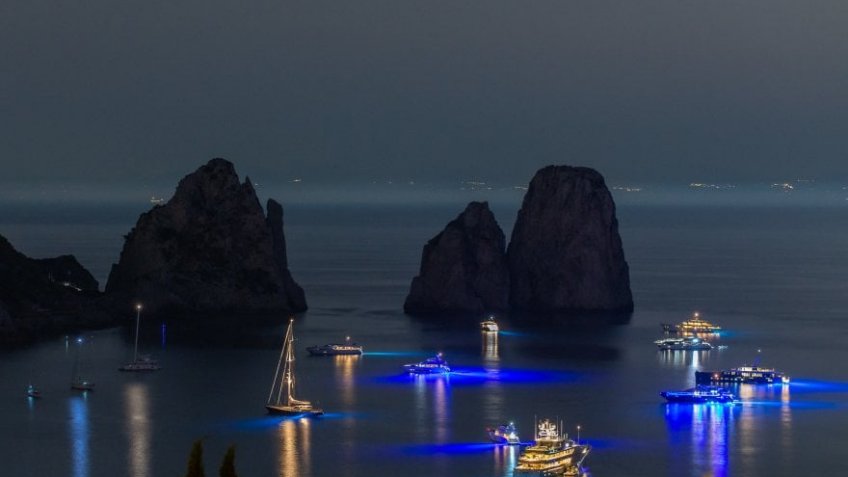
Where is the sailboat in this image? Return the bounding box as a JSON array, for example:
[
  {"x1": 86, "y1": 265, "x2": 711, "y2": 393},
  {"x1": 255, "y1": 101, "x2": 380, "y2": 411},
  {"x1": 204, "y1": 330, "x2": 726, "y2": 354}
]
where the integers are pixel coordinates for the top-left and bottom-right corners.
[
  {"x1": 119, "y1": 304, "x2": 161, "y2": 372},
  {"x1": 266, "y1": 318, "x2": 323, "y2": 416},
  {"x1": 71, "y1": 337, "x2": 95, "y2": 391}
]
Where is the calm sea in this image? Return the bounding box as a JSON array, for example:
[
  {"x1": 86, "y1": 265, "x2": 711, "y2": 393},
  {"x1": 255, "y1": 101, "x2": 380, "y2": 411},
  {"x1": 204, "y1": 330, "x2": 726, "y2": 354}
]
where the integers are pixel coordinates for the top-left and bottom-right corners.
[{"x1": 0, "y1": 200, "x2": 846, "y2": 477}]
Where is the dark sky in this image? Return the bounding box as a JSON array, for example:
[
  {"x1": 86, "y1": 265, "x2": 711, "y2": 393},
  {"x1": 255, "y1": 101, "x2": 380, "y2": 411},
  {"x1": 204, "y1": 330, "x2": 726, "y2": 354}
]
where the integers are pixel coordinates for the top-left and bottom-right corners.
[{"x1": 2, "y1": 0, "x2": 848, "y2": 189}]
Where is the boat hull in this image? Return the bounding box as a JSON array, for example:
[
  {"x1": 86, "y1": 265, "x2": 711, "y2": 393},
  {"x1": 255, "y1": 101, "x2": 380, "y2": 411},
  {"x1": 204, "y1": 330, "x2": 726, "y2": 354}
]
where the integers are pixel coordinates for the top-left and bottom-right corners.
[
  {"x1": 660, "y1": 392, "x2": 735, "y2": 403},
  {"x1": 119, "y1": 363, "x2": 161, "y2": 372},
  {"x1": 515, "y1": 445, "x2": 590, "y2": 475},
  {"x1": 306, "y1": 347, "x2": 362, "y2": 356},
  {"x1": 265, "y1": 405, "x2": 324, "y2": 417}
]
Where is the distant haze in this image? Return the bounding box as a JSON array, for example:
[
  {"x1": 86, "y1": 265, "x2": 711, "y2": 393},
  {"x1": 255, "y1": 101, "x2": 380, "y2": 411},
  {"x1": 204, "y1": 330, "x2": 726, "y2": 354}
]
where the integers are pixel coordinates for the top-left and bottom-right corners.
[{"x1": 2, "y1": 1, "x2": 848, "y2": 190}]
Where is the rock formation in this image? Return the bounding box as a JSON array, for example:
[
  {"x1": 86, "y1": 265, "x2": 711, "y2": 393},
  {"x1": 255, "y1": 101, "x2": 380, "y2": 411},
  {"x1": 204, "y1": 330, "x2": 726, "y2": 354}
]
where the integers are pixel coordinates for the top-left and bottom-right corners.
[
  {"x1": 105, "y1": 158, "x2": 306, "y2": 315},
  {"x1": 404, "y1": 202, "x2": 509, "y2": 314},
  {"x1": 507, "y1": 165, "x2": 633, "y2": 313},
  {"x1": 0, "y1": 234, "x2": 107, "y2": 344}
]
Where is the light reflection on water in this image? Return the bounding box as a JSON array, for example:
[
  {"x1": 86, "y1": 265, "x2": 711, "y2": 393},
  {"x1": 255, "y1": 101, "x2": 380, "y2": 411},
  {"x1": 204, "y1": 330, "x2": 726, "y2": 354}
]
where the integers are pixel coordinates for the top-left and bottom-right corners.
[
  {"x1": 278, "y1": 418, "x2": 311, "y2": 477},
  {"x1": 665, "y1": 403, "x2": 733, "y2": 477},
  {"x1": 124, "y1": 383, "x2": 151, "y2": 477},
  {"x1": 69, "y1": 395, "x2": 90, "y2": 477}
]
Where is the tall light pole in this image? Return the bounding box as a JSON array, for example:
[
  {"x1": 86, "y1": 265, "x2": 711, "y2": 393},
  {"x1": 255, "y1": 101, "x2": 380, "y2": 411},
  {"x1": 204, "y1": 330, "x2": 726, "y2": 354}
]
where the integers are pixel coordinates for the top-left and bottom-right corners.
[
  {"x1": 576, "y1": 425, "x2": 581, "y2": 444},
  {"x1": 133, "y1": 304, "x2": 142, "y2": 362}
]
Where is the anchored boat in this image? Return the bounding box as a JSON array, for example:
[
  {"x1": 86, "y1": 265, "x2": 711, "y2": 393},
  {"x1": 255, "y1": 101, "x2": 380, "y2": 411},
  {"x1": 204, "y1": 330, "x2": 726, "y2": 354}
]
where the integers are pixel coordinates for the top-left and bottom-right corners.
[
  {"x1": 696, "y1": 366, "x2": 790, "y2": 385},
  {"x1": 661, "y1": 311, "x2": 721, "y2": 334},
  {"x1": 403, "y1": 353, "x2": 451, "y2": 375},
  {"x1": 266, "y1": 319, "x2": 324, "y2": 417},
  {"x1": 660, "y1": 385, "x2": 738, "y2": 403},
  {"x1": 480, "y1": 317, "x2": 499, "y2": 333},
  {"x1": 119, "y1": 304, "x2": 161, "y2": 372},
  {"x1": 487, "y1": 422, "x2": 520, "y2": 445},
  {"x1": 655, "y1": 336, "x2": 713, "y2": 351},
  {"x1": 514, "y1": 419, "x2": 590, "y2": 475},
  {"x1": 306, "y1": 336, "x2": 363, "y2": 356}
]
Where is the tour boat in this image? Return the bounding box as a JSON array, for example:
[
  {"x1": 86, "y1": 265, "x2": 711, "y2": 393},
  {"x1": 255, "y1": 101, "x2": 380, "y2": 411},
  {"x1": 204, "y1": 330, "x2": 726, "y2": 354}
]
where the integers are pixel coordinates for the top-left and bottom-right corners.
[
  {"x1": 654, "y1": 336, "x2": 713, "y2": 351},
  {"x1": 266, "y1": 319, "x2": 324, "y2": 416},
  {"x1": 514, "y1": 419, "x2": 590, "y2": 475},
  {"x1": 119, "y1": 305, "x2": 161, "y2": 372},
  {"x1": 661, "y1": 311, "x2": 721, "y2": 334},
  {"x1": 660, "y1": 385, "x2": 738, "y2": 403},
  {"x1": 306, "y1": 336, "x2": 363, "y2": 356},
  {"x1": 696, "y1": 366, "x2": 790, "y2": 385},
  {"x1": 487, "y1": 422, "x2": 520, "y2": 445},
  {"x1": 480, "y1": 317, "x2": 499, "y2": 333},
  {"x1": 403, "y1": 353, "x2": 450, "y2": 375}
]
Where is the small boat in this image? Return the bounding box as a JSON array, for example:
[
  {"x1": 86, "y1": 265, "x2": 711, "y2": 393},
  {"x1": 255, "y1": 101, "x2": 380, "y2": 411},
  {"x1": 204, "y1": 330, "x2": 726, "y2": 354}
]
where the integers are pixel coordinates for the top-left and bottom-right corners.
[
  {"x1": 655, "y1": 336, "x2": 713, "y2": 351},
  {"x1": 480, "y1": 317, "x2": 499, "y2": 333},
  {"x1": 487, "y1": 422, "x2": 520, "y2": 445},
  {"x1": 514, "y1": 419, "x2": 590, "y2": 475},
  {"x1": 660, "y1": 385, "x2": 738, "y2": 403},
  {"x1": 661, "y1": 311, "x2": 721, "y2": 334},
  {"x1": 266, "y1": 318, "x2": 324, "y2": 416},
  {"x1": 119, "y1": 305, "x2": 161, "y2": 372},
  {"x1": 306, "y1": 336, "x2": 363, "y2": 356},
  {"x1": 696, "y1": 366, "x2": 790, "y2": 385},
  {"x1": 403, "y1": 353, "x2": 450, "y2": 375},
  {"x1": 26, "y1": 385, "x2": 42, "y2": 399},
  {"x1": 71, "y1": 378, "x2": 95, "y2": 391}
]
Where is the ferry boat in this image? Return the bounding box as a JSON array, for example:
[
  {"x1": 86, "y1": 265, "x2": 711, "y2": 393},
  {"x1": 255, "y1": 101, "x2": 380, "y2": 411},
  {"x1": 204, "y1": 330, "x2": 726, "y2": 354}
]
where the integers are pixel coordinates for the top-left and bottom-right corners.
[
  {"x1": 514, "y1": 419, "x2": 590, "y2": 475},
  {"x1": 403, "y1": 353, "x2": 450, "y2": 375},
  {"x1": 487, "y1": 422, "x2": 520, "y2": 445},
  {"x1": 481, "y1": 317, "x2": 499, "y2": 333},
  {"x1": 696, "y1": 366, "x2": 790, "y2": 385},
  {"x1": 654, "y1": 336, "x2": 713, "y2": 351},
  {"x1": 26, "y1": 385, "x2": 41, "y2": 399},
  {"x1": 660, "y1": 385, "x2": 737, "y2": 403},
  {"x1": 306, "y1": 336, "x2": 363, "y2": 356},
  {"x1": 119, "y1": 305, "x2": 161, "y2": 372},
  {"x1": 266, "y1": 319, "x2": 324, "y2": 416},
  {"x1": 661, "y1": 312, "x2": 721, "y2": 334}
]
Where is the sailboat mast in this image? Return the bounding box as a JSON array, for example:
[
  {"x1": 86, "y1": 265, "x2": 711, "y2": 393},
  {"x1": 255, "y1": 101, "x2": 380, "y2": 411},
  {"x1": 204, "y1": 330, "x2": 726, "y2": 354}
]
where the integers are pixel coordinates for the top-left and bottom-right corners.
[
  {"x1": 268, "y1": 320, "x2": 292, "y2": 405},
  {"x1": 286, "y1": 320, "x2": 296, "y2": 405},
  {"x1": 133, "y1": 304, "x2": 142, "y2": 362}
]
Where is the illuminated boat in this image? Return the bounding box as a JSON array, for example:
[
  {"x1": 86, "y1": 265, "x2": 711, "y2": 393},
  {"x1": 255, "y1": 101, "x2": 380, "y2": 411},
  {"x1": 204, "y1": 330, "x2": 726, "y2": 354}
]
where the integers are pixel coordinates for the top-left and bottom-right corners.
[
  {"x1": 696, "y1": 366, "x2": 790, "y2": 385},
  {"x1": 660, "y1": 385, "x2": 737, "y2": 403},
  {"x1": 481, "y1": 317, "x2": 499, "y2": 333},
  {"x1": 487, "y1": 422, "x2": 520, "y2": 445},
  {"x1": 26, "y1": 384, "x2": 41, "y2": 399},
  {"x1": 119, "y1": 304, "x2": 161, "y2": 372},
  {"x1": 71, "y1": 377, "x2": 95, "y2": 391},
  {"x1": 661, "y1": 312, "x2": 721, "y2": 334},
  {"x1": 266, "y1": 318, "x2": 324, "y2": 416},
  {"x1": 306, "y1": 336, "x2": 363, "y2": 356},
  {"x1": 514, "y1": 419, "x2": 590, "y2": 475},
  {"x1": 403, "y1": 353, "x2": 450, "y2": 375},
  {"x1": 654, "y1": 336, "x2": 713, "y2": 351}
]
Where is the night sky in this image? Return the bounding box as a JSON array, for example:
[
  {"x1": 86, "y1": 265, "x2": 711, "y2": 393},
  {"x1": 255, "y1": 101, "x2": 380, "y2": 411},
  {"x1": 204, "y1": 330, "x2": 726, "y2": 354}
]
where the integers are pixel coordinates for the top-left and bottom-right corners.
[{"x1": 3, "y1": 1, "x2": 848, "y2": 188}]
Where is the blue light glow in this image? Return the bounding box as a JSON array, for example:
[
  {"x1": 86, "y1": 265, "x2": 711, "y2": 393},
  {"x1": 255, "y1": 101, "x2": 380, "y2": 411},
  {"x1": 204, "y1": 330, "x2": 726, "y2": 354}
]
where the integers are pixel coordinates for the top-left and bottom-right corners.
[
  {"x1": 401, "y1": 442, "x2": 501, "y2": 455},
  {"x1": 69, "y1": 397, "x2": 89, "y2": 477}
]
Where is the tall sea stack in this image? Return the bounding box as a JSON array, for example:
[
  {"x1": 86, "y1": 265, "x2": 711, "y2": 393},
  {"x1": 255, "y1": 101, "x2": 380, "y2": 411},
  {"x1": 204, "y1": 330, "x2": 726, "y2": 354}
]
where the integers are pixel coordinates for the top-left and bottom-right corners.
[
  {"x1": 404, "y1": 201, "x2": 509, "y2": 314},
  {"x1": 507, "y1": 165, "x2": 633, "y2": 313},
  {"x1": 105, "y1": 158, "x2": 306, "y2": 315}
]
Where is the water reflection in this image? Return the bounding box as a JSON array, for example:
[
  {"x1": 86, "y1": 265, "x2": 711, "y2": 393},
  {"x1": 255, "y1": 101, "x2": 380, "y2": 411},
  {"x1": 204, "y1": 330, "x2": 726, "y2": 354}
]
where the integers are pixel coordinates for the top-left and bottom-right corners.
[
  {"x1": 657, "y1": 350, "x2": 713, "y2": 382},
  {"x1": 481, "y1": 332, "x2": 504, "y2": 424},
  {"x1": 665, "y1": 403, "x2": 735, "y2": 477},
  {"x1": 69, "y1": 396, "x2": 90, "y2": 477},
  {"x1": 124, "y1": 383, "x2": 151, "y2": 477},
  {"x1": 278, "y1": 418, "x2": 311, "y2": 477},
  {"x1": 483, "y1": 332, "x2": 499, "y2": 362},
  {"x1": 492, "y1": 445, "x2": 517, "y2": 477},
  {"x1": 333, "y1": 355, "x2": 358, "y2": 409}
]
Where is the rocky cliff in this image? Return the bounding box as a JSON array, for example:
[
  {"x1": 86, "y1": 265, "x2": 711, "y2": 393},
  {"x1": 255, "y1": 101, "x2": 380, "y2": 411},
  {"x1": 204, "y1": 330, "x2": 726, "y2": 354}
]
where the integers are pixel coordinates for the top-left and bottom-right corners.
[
  {"x1": 507, "y1": 165, "x2": 633, "y2": 313},
  {"x1": 105, "y1": 158, "x2": 306, "y2": 315},
  {"x1": 0, "y1": 235, "x2": 107, "y2": 344},
  {"x1": 404, "y1": 201, "x2": 509, "y2": 314}
]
